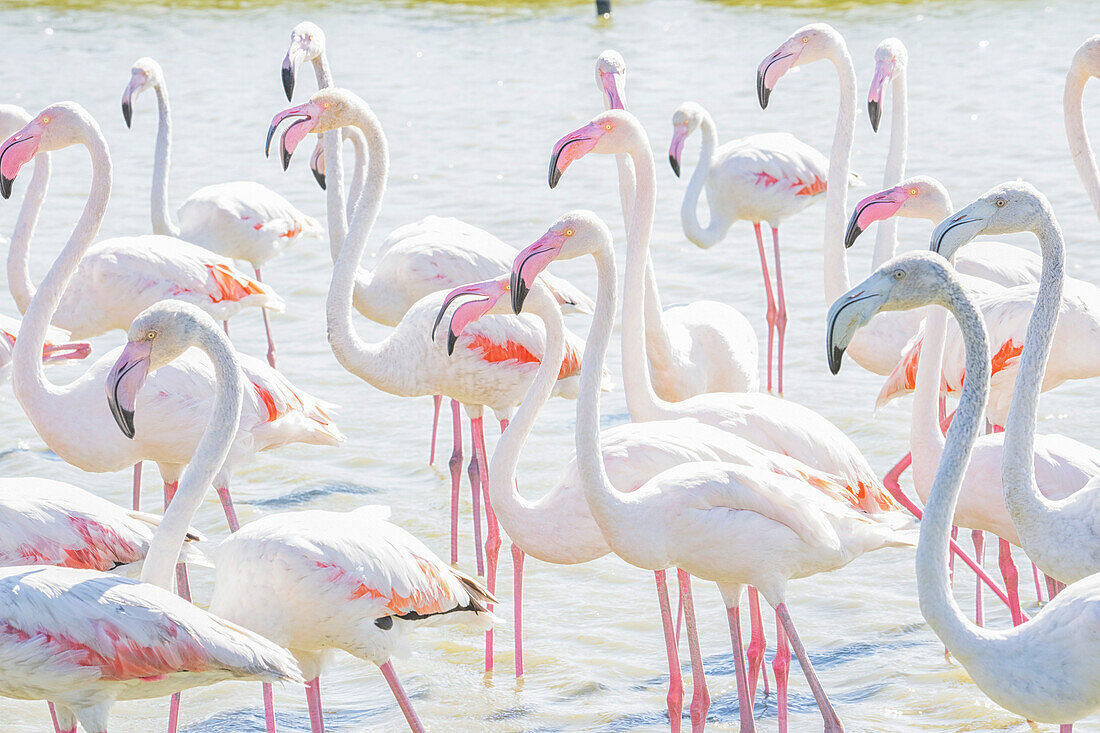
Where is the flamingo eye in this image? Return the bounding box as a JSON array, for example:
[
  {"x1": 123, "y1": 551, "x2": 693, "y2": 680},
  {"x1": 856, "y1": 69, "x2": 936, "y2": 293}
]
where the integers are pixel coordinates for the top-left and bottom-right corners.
[
  {"x1": 145, "y1": 331, "x2": 157, "y2": 341},
  {"x1": 604, "y1": 123, "x2": 613, "y2": 131},
  {"x1": 801, "y1": 36, "x2": 809, "y2": 43},
  {"x1": 564, "y1": 229, "x2": 574, "y2": 237},
  {"x1": 995, "y1": 198, "x2": 1006, "y2": 208},
  {"x1": 323, "y1": 103, "x2": 331, "y2": 109},
  {"x1": 40, "y1": 116, "x2": 50, "y2": 125},
  {"x1": 893, "y1": 269, "x2": 905, "y2": 280},
  {"x1": 909, "y1": 188, "x2": 918, "y2": 196}
]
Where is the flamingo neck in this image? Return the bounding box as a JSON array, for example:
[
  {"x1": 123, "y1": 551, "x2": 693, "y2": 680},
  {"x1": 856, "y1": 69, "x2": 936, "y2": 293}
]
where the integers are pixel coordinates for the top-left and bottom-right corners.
[
  {"x1": 873, "y1": 67, "x2": 908, "y2": 268},
  {"x1": 7, "y1": 152, "x2": 49, "y2": 313},
  {"x1": 313, "y1": 53, "x2": 347, "y2": 257},
  {"x1": 1065, "y1": 67, "x2": 1100, "y2": 224},
  {"x1": 823, "y1": 44, "x2": 858, "y2": 303},
  {"x1": 915, "y1": 275, "x2": 995, "y2": 660},
  {"x1": 344, "y1": 126, "x2": 368, "y2": 223},
  {"x1": 141, "y1": 323, "x2": 242, "y2": 590},
  {"x1": 1001, "y1": 211, "x2": 1065, "y2": 531},
  {"x1": 150, "y1": 83, "x2": 181, "y2": 238},
  {"x1": 680, "y1": 110, "x2": 729, "y2": 249},
  {"x1": 12, "y1": 129, "x2": 111, "y2": 411},
  {"x1": 909, "y1": 304, "x2": 946, "y2": 497}
]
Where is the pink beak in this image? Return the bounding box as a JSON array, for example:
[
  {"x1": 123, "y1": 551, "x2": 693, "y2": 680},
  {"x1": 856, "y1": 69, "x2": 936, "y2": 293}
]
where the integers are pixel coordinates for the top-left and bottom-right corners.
[
  {"x1": 105, "y1": 340, "x2": 152, "y2": 439},
  {"x1": 599, "y1": 71, "x2": 625, "y2": 111},
  {"x1": 0, "y1": 123, "x2": 43, "y2": 199},
  {"x1": 757, "y1": 46, "x2": 799, "y2": 109},
  {"x1": 432, "y1": 280, "x2": 509, "y2": 355},
  {"x1": 845, "y1": 187, "x2": 908, "y2": 248},
  {"x1": 511, "y1": 233, "x2": 565, "y2": 313},
  {"x1": 549, "y1": 123, "x2": 601, "y2": 189},
  {"x1": 266, "y1": 102, "x2": 321, "y2": 171},
  {"x1": 668, "y1": 126, "x2": 688, "y2": 178},
  {"x1": 867, "y1": 59, "x2": 895, "y2": 132}
]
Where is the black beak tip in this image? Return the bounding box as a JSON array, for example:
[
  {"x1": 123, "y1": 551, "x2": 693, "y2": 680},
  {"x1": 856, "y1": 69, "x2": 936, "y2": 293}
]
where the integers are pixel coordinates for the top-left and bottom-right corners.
[
  {"x1": 669, "y1": 155, "x2": 680, "y2": 178},
  {"x1": 548, "y1": 164, "x2": 562, "y2": 190},
  {"x1": 828, "y1": 345, "x2": 845, "y2": 375},
  {"x1": 868, "y1": 101, "x2": 881, "y2": 133},
  {"x1": 121, "y1": 410, "x2": 136, "y2": 439},
  {"x1": 122, "y1": 101, "x2": 132, "y2": 129},
  {"x1": 312, "y1": 168, "x2": 326, "y2": 190},
  {"x1": 757, "y1": 80, "x2": 771, "y2": 110},
  {"x1": 512, "y1": 279, "x2": 530, "y2": 315},
  {"x1": 447, "y1": 328, "x2": 458, "y2": 356},
  {"x1": 281, "y1": 146, "x2": 292, "y2": 172},
  {"x1": 844, "y1": 223, "x2": 862, "y2": 249},
  {"x1": 282, "y1": 66, "x2": 295, "y2": 102},
  {"x1": 0, "y1": 175, "x2": 12, "y2": 200}
]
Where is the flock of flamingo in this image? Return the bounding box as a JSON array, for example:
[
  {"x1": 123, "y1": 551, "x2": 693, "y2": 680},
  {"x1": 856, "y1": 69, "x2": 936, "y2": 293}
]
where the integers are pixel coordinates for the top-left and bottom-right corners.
[{"x1": 0, "y1": 15, "x2": 1098, "y2": 733}]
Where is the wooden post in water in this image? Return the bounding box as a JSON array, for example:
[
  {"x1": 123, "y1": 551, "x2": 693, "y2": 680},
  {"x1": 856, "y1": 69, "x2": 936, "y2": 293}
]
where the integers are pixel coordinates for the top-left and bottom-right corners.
[{"x1": 596, "y1": 0, "x2": 611, "y2": 18}]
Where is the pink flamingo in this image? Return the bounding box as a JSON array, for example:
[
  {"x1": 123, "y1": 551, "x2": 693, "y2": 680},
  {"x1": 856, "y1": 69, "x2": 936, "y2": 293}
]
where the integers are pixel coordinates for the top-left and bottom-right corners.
[
  {"x1": 0, "y1": 313, "x2": 89, "y2": 383},
  {"x1": 668, "y1": 99, "x2": 858, "y2": 395},
  {"x1": 0, "y1": 102, "x2": 343, "y2": 532},
  {"x1": 122, "y1": 57, "x2": 323, "y2": 367},
  {"x1": 0, "y1": 302, "x2": 304, "y2": 733}
]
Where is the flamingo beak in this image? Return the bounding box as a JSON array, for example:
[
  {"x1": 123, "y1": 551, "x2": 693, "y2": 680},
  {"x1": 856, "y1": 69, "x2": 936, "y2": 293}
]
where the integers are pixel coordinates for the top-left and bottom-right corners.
[
  {"x1": 826, "y1": 285, "x2": 888, "y2": 375},
  {"x1": 756, "y1": 46, "x2": 799, "y2": 109},
  {"x1": 43, "y1": 340, "x2": 91, "y2": 364},
  {"x1": 121, "y1": 72, "x2": 147, "y2": 129},
  {"x1": 432, "y1": 281, "x2": 508, "y2": 355},
  {"x1": 867, "y1": 59, "x2": 895, "y2": 133},
  {"x1": 0, "y1": 124, "x2": 43, "y2": 199},
  {"x1": 599, "y1": 70, "x2": 625, "y2": 111},
  {"x1": 266, "y1": 102, "x2": 321, "y2": 171},
  {"x1": 846, "y1": 187, "x2": 907, "y2": 248},
  {"x1": 310, "y1": 137, "x2": 326, "y2": 190},
  {"x1": 510, "y1": 233, "x2": 564, "y2": 314},
  {"x1": 105, "y1": 340, "x2": 153, "y2": 439},
  {"x1": 930, "y1": 211, "x2": 985, "y2": 260},
  {"x1": 668, "y1": 125, "x2": 688, "y2": 178},
  {"x1": 549, "y1": 124, "x2": 600, "y2": 189},
  {"x1": 282, "y1": 47, "x2": 307, "y2": 102}
]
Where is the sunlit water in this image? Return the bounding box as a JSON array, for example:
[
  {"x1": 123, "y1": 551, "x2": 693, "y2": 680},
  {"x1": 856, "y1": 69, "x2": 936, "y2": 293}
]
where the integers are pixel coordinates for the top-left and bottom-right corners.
[{"x1": 0, "y1": 0, "x2": 1098, "y2": 730}]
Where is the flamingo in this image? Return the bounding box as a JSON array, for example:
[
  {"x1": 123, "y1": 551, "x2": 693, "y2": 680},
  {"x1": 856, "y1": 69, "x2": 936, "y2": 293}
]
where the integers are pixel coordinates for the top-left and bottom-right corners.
[
  {"x1": 668, "y1": 99, "x2": 855, "y2": 394},
  {"x1": 0, "y1": 313, "x2": 89, "y2": 383},
  {"x1": 1065, "y1": 35, "x2": 1100, "y2": 223},
  {"x1": 266, "y1": 88, "x2": 606, "y2": 632},
  {"x1": 0, "y1": 102, "x2": 343, "y2": 531},
  {"x1": 558, "y1": 217, "x2": 915, "y2": 733},
  {"x1": 931, "y1": 182, "x2": 1100, "y2": 586},
  {"x1": 595, "y1": 52, "x2": 759, "y2": 399},
  {"x1": 0, "y1": 302, "x2": 304, "y2": 733},
  {"x1": 122, "y1": 57, "x2": 323, "y2": 367},
  {"x1": 828, "y1": 249, "x2": 1100, "y2": 732}
]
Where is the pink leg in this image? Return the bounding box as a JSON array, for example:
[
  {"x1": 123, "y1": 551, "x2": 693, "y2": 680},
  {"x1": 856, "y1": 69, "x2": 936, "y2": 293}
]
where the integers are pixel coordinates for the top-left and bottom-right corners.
[
  {"x1": 677, "y1": 570, "x2": 710, "y2": 732},
  {"x1": 263, "y1": 682, "x2": 277, "y2": 733},
  {"x1": 1061, "y1": 725, "x2": 1074, "y2": 733},
  {"x1": 466, "y1": 434, "x2": 485, "y2": 578},
  {"x1": 972, "y1": 530, "x2": 985, "y2": 627},
  {"x1": 168, "y1": 691, "x2": 181, "y2": 733},
  {"x1": 215, "y1": 482, "x2": 241, "y2": 533},
  {"x1": 447, "y1": 400, "x2": 462, "y2": 566},
  {"x1": 724, "y1": 605, "x2": 757, "y2": 732},
  {"x1": 305, "y1": 677, "x2": 325, "y2": 733},
  {"x1": 774, "y1": 603, "x2": 844, "y2": 733},
  {"x1": 753, "y1": 222, "x2": 777, "y2": 394},
  {"x1": 997, "y1": 539, "x2": 1024, "y2": 626},
  {"x1": 1032, "y1": 563, "x2": 1045, "y2": 603},
  {"x1": 655, "y1": 570, "x2": 684, "y2": 733},
  {"x1": 379, "y1": 660, "x2": 426, "y2": 733},
  {"x1": 746, "y1": 587, "x2": 769, "y2": 703},
  {"x1": 774, "y1": 613, "x2": 792, "y2": 733},
  {"x1": 512, "y1": 544, "x2": 525, "y2": 678},
  {"x1": 949, "y1": 526, "x2": 959, "y2": 584},
  {"x1": 1047, "y1": 575, "x2": 1065, "y2": 599},
  {"x1": 163, "y1": 481, "x2": 191, "y2": 602},
  {"x1": 429, "y1": 395, "x2": 442, "y2": 465},
  {"x1": 132, "y1": 462, "x2": 142, "y2": 511},
  {"x1": 255, "y1": 268, "x2": 277, "y2": 368},
  {"x1": 47, "y1": 703, "x2": 63, "y2": 733},
  {"x1": 771, "y1": 227, "x2": 787, "y2": 397},
  {"x1": 473, "y1": 417, "x2": 501, "y2": 673},
  {"x1": 223, "y1": 320, "x2": 230, "y2": 336}
]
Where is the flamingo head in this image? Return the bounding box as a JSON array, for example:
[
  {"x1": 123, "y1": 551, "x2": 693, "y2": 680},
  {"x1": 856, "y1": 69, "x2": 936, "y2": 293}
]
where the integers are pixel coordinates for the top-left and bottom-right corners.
[
  {"x1": 757, "y1": 23, "x2": 841, "y2": 109},
  {"x1": 267, "y1": 88, "x2": 358, "y2": 171},
  {"x1": 595, "y1": 50, "x2": 627, "y2": 111},
  {"x1": 283, "y1": 21, "x2": 326, "y2": 101},
  {"x1": 511, "y1": 211, "x2": 611, "y2": 313},
  {"x1": 1070, "y1": 35, "x2": 1100, "y2": 79},
  {"x1": 931, "y1": 181, "x2": 1049, "y2": 261},
  {"x1": 310, "y1": 136, "x2": 327, "y2": 189},
  {"x1": 867, "y1": 39, "x2": 906, "y2": 132},
  {"x1": 549, "y1": 109, "x2": 641, "y2": 189},
  {"x1": 121, "y1": 57, "x2": 163, "y2": 129},
  {"x1": 827, "y1": 252, "x2": 956, "y2": 374},
  {"x1": 845, "y1": 176, "x2": 950, "y2": 248},
  {"x1": 0, "y1": 103, "x2": 93, "y2": 199},
  {"x1": 668, "y1": 102, "x2": 704, "y2": 178},
  {"x1": 106, "y1": 301, "x2": 218, "y2": 439},
  {"x1": 431, "y1": 277, "x2": 512, "y2": 356}
]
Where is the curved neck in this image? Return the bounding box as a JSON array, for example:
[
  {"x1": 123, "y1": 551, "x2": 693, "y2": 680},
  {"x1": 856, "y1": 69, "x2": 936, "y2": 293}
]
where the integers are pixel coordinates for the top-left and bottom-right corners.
[
  {"x1": 150, "y1": 84, "x2": 181, "y2": 238},
  {"x1": 680, "y1": 113, "x2": 728, "y2": 248},
  {"x1": 872, "y1": 67, "x2": 908, "y2": 268},
  {"x1": 910, "y1": 304, "x2": 946, "y2": 461},
  {"x1": 916, "y1": 278, "x2": 995, "y2": 658},
  {"x1": 313, "y1": 53, "x2": 348, "y2": 257},
  {"x1": 823, "y1": 46, "x2": 859, "y2": 303},
  {"x1": 141, "y1": 323, "x2": 243, "y2": 589},
  {"x1": 344, "y1": 126, "x2": 368, "y2": 223},
  {"x1": 1002, "y1": 214, "x2": 1065, "y2": 524},
  {"x1": 1065, "y1": 68, "x2": 1100, "y2": 224},
  {"x1": 12, "y1": 131, "x2": 111, "y2": 407},
  {"x1": 7, "y1": 152, "x2": 49, "y2": 313}
]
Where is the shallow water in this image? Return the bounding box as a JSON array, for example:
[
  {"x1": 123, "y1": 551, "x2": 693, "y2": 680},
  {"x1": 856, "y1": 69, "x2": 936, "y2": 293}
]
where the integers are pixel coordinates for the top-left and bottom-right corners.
[{"x1": 1, "y1": 0, "x2": 1099, "y2": 730}]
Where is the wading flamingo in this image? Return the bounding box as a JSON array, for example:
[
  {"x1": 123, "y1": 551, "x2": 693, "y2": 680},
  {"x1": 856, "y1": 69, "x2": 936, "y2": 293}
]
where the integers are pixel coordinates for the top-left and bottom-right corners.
[
  {"x1": 0, "y1": 302, "x2": 303, "y2": 733},
  {"x1": 0, "y1": 102, "x2": 342, "y2": 531},
  {"x1": 0, "y1": 313, "x2": 89, "y2": 383},
  {"x1": 932, "y1": 182, "x2": 1100, "y2": 585},
  {"x1": 596, "y1": 52, "x2": 759, "y2": 398},
  {"x1": 668, "y1": 99, "x2": 854, "y2": 394},
  {"x1": 828, "y1": 250, "x2": 1100, "y2": 731},
  {"x1": 266, "y1": 89, "x2": 605, "y2": 611},
  {"x1": 1065, "y1": 35, "x2": 1100, "y2": 223},
  {"x1": 122, "y1": 57, "x2": 323, "y2": 367}
]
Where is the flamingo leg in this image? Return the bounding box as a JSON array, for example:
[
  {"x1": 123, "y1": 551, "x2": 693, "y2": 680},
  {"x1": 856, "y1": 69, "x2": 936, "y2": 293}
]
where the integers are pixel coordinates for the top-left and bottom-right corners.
[
  {"x1": 753, "y1": 222, "x2": 777, "y2": 394},
  {"x1": 163, "y1": 480, "x2": 188, "y2": 731},
  {"x1": 474, "y1": 416, "x2": 501, "y2": 673},
  {"x1": 771, "y1": 226, "x2": 787, "y2": 397},
  {"x1": 512, "y1": 544, "x2": 525, "y2": 678},
  {"x1": 305, "y1": 677, "x2": 325, "y2": 733},
  {"x1": 215, "y1": 482, "x2": 241, "y2": 533},
  {"x1": 746, "y1": 587, "x2": 769, "y2": 703},
  {"x1": 724, "y1": 605, "x2": 757, "y2": 733},
  {"x1": 655, "y1": 570, "x2": 684, "y2": 733},
  {"x1": 774, "y1": 603, "x2": 844, "y2": 733},
  {"x1": 167, "y1": 692, "x2": 181, "y2": 733},
  {"x1": 429, "y1": 395, "x2": 442, "y2": 465},
  {"x1": 222, "y1": 320, "x2": 229, "y2": 336},
  {"x1": 997, "y1": 539, "x2": 1024, "y2": 626},
  {"x1": 1032, "y1": 563, "x2": 1045, "y2": 603},
  {"x1": 1061, "y1": 725, "x2": 1074, "y2": 733},
  {"x1": 50, "y1": 704, "x2": 76, "y2": 733},
  {"x1": 675, "y1": 588, "x2": 683, "y2": 646},
  {"x1": 1046, "y1": 575, "x2": 1065, "y2": 599},
  {"x1": 132, "y1": 462, "x2": 142, "y2": 511},
  {"x1": 467, "y1": 433, "x2": 485, "y2": 578},
  {"x1": 263, "y1": 682, "x2": 277, "y2": 733},
  {"x1": 677, "y1": 570, "x2": 710, "y2": 732},
  {"x1": 48, "y1": 703, "x2": 63, "y2": 733},
  {"x1": 254, "y1": 267, "x2": 277, "y2": 368},
  {"x1": 972, "y1": 530, "x2": 985, "y2": 627},
  {"x1": 774, "y1": 612, "x2": 791, "y2": 733},
  {"x1": 380, "y1": 660, "x2": 426, "y2": 733},
  {"x1": 447, "y1": 400, "x2": 462, "y2": 566}
]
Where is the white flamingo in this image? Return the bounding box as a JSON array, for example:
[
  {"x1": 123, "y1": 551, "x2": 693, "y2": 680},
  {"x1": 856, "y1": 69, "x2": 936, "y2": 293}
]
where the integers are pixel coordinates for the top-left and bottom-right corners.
[
  {"x1": 0, "y1": 313, "x2": 88, "y2": 383},
  {"x1": 1065, "y1": 35, "x2": 1100, "y2": 223},
  {"x1": 0, "y1": 301, "x2": 303, "y2": 733},
  {"x1": 828, "y1": 249, "x2": 1100, "y2": 732},
  {"x1": 122, "y1": 56, "x2": 323, "y2": 367},
  {"x1": 0, "y1": 102, "x2": 343, "y2": 531},
  {"x1": 596, "y1": 52, "x2": 759, "y2": 398}
]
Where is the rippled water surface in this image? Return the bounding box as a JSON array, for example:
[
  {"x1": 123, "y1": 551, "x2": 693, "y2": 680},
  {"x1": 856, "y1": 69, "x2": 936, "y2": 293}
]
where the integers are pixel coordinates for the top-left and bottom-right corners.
[{"x1": 1, "y1": 0, "x2": 1099, "y2": 730}]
